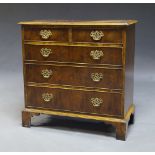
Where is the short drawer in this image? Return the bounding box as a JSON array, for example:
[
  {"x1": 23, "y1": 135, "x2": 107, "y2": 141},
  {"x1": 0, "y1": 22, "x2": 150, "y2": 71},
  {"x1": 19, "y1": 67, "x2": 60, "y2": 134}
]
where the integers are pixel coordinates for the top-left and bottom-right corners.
[
  {"x1": 23, "y1": 26, "x2": 68, "y2": 42},
  {"x1": 24, "y1": 44, "x2": 123, "y2": 66},
  {"x1": 25, "y1": 64, "x2": 123, "y2": 89},
  {"x1": 72, "y1": 29, "x2": 122, "y2": 43},
  {"x1": 26, "y1": 86, "x2": 122, "y2": 117}
]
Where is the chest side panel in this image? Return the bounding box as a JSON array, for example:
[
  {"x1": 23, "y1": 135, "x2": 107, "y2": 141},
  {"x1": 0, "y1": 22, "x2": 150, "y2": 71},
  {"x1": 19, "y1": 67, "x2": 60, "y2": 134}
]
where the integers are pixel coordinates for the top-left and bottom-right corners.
[{"x1": 124, "y1": 25, "x2": 135, "y2": 114}]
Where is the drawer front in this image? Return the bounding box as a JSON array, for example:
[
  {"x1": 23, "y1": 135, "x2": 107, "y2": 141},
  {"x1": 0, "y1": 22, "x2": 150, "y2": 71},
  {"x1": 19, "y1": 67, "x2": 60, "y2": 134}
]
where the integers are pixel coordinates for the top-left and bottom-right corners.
[
  {"x1": 72, "y1": 29, "x2": 122, "y2": 43},
  {"x1": 26, "y1": 86, "x2": 122, "y2": 116},
  {"x1": 24, "y1": 44, "x2": 123, "y2": 65},
  {"x1": 23, "y1": 27, "x2": 68, "y2": 42},
  {"x1": 25, "y1": 64, "x2": 123, "y2": 89}
]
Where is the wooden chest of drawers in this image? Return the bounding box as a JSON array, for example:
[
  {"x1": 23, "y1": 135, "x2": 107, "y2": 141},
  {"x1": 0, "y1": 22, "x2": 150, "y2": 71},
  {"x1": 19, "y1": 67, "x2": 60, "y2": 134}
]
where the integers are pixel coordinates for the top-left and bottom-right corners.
[{"x1": 19, "y1": 20, "x2": 137, "y2": 140}]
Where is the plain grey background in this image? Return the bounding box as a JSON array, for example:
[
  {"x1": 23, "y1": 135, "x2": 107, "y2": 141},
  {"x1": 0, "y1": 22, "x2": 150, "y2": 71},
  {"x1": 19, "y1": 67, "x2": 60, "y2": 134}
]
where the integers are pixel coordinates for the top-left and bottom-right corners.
[{"x1": 0, "y1": 3, "x2": 155, "y2": 151}]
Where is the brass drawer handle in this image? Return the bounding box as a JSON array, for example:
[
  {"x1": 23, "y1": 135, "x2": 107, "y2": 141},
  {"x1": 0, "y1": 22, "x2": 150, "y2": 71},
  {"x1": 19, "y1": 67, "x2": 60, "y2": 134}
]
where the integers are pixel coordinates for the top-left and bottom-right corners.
[
  {"x1": 90, "y1": 50, "x2": 104, "y2": 60},
  {"x1": 40, "y1": 48, "x2": 52, "y2": 57},
  {"x1": 41, "y1": 69, "x2": 52, "y2": 78},
  {"x1": 90, "y1": 31, "x2": 104, "y2": 41},
  {"x1": 40, "y1": 30, "x2": 52, "y2": 39},
  {"x1": 90, "y1": 98, "x2": 103, "y2": 107},
  {"x1": 91, "y1": 73, "x2": 103, "y2": 82},
  {"x1": 42, "y1": 93, "x2": 53, "y2": 102}
]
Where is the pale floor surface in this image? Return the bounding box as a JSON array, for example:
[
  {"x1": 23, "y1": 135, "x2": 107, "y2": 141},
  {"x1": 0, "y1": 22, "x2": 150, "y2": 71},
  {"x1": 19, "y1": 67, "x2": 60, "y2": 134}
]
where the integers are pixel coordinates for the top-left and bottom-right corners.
[{"x1": 0, "y1": 73, "x2": 155, "y2": 152}]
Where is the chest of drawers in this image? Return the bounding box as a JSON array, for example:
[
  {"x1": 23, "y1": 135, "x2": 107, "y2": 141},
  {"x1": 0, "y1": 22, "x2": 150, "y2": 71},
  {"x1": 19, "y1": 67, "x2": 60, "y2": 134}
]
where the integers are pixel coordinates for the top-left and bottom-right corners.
[{"x1": 19, "y1": 20, "x2": 137, "y2": 140}]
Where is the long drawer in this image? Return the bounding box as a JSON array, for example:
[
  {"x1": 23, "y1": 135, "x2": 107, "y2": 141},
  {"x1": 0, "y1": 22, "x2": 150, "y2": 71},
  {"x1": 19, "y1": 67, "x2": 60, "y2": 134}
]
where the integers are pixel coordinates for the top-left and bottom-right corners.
[
  {"x1": 26, "y1": 86, "x2": 122, "y2": 117},
  {"x1": 25, "y1": 63, "x2": 123, "y2": 89},
  {"x1": 24, "y1": 44, "x2": 123, "y2": 66}
]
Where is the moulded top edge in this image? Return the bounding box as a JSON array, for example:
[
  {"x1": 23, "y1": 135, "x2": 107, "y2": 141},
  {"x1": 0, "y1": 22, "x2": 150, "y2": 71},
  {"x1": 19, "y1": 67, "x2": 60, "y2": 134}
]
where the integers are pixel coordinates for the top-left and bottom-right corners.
[{"x1": 18, "y1": 20, "x2": 138, "y2": 26}]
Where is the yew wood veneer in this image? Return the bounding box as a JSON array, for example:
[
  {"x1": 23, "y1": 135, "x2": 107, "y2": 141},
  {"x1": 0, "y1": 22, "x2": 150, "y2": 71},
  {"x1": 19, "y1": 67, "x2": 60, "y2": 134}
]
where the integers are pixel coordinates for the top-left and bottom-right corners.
[{"x1": 19, "y1": 20, "x2": 137, "y2": 140}]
